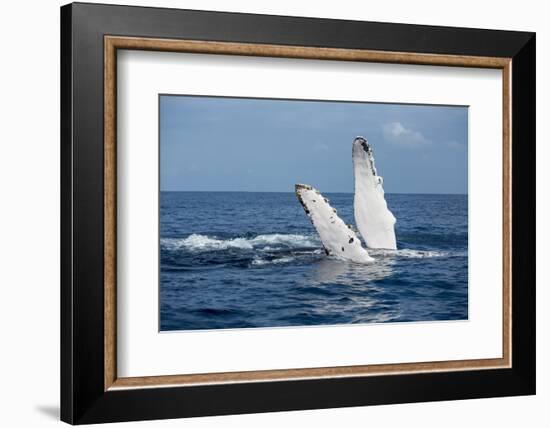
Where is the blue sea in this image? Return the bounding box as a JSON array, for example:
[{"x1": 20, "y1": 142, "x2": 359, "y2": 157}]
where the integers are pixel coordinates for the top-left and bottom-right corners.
[{"x1": 160, "y1": 192, "x2": 468, "y2": 331}]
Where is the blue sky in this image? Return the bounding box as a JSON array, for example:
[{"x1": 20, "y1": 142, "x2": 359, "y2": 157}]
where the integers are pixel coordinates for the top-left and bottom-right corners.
[{"x1": 160, "y1": 95, "x2": 468, "y2": 194}]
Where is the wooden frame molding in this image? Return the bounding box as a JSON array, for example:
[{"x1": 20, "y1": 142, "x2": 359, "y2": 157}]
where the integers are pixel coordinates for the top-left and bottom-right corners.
[{"x1": 104, "y1": 35, "x2": 512, "y2": 391}]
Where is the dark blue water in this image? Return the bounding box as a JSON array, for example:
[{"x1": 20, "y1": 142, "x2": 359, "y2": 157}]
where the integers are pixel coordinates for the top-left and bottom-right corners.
[{"x1": 160, "y1": 192, "x2": 468, "y2": 331}]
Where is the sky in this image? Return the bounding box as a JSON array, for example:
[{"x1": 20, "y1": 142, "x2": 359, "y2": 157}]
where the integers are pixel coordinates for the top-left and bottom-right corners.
[{"x1": 160, "y1": 95, "x2": 468, "y2": 194}]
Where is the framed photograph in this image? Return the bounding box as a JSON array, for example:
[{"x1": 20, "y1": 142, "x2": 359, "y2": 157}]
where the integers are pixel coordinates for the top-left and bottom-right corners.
[{"x1": 60, "y1": 2, "x2": 535, "y2": 424}]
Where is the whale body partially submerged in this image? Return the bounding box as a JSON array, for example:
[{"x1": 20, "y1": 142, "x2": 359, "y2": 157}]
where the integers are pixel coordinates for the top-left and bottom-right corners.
[{"x1": 295, "y1": 136, "x2": 397, "y2": 263}]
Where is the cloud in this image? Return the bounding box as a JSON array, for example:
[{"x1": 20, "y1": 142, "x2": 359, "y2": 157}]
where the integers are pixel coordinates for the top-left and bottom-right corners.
[{"x1": 382, "y1": 122, "x2": 430, "y2": 147}]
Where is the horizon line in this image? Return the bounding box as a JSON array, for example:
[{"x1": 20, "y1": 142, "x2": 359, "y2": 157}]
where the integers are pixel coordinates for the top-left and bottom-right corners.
[{"x1": 160, "y1": 190, "x2": 467, "y2": 196}]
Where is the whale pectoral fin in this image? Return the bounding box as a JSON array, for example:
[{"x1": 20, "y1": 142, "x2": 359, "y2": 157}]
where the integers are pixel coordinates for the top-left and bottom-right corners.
[
  {"x1": 295, "y1": 184, "x2": 373, "y2": 263},
  {"x1": 352, "y1": 137, "x2": 397, "y2": 250}
]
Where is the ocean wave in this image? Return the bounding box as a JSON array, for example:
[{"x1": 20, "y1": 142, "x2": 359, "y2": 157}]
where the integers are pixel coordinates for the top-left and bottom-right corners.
[
  {"x1": 369, "y1": 248, "x2": 463, "y2": 258},
  {"x1": 161, "y1": 233, "x2": 319, "y2": 252},
  {"x1": 251, "y1": 233, "x2": 317, "y2": 247},
  {"x1": 161, "y1": 234, "x2": 465, "y2": 261}
]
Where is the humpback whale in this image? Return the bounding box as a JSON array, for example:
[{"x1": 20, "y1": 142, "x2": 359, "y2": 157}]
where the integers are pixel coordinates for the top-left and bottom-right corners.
[
  {"x1": 295, "y1": 137, "x2": 397, "y2": 262},
  {"x1": 352, "y1": 137, "x2": 397, "y2": 250},
  {"x1": 295, "y1": 184, "x2": 373, "y2": 263}
]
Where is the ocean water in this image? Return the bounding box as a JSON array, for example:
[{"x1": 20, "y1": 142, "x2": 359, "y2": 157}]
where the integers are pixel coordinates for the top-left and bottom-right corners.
[{"x1": 160, "y1": 192, "x2": 468, "y2": 331}]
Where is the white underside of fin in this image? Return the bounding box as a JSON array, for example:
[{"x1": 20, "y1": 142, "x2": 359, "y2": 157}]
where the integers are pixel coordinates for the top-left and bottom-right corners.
[
  {"x1": 295, "y1": 184, "x2": 373, "y2": 263},
  {"x1": 352, "y1": 137, "x2": 397, "y2": 250}
]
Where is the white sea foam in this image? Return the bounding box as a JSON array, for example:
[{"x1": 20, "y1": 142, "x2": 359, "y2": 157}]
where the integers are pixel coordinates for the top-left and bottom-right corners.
[
  {"x1": 161, "y1": 234, "x2": 463, "y2": 261},
  {"x1": 251, "y1": 256, "x2": 296, "y2": 266},
  {"x1": 250, "y1": 233, "x2": 317, "y2": 247},
  {"x1": 162, "y1": 234, "x2": 253, "y2": 250},
  {"x1": 369, "y1": 248, "x2": 456, "y2": 258},
  {"x1": 161, "y1": 233, "x2": 318, "y2": 252}
]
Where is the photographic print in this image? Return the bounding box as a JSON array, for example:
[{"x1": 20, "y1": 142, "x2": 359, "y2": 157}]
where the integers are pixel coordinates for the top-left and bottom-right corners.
[{"x1": 159, "y1": 95, "x2": 468, "y2": 331}]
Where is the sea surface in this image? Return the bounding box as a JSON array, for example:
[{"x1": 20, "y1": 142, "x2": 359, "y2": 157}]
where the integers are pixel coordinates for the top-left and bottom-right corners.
[{"x1": 160, "y1": 191, "x2": 468, "y2": 331}]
